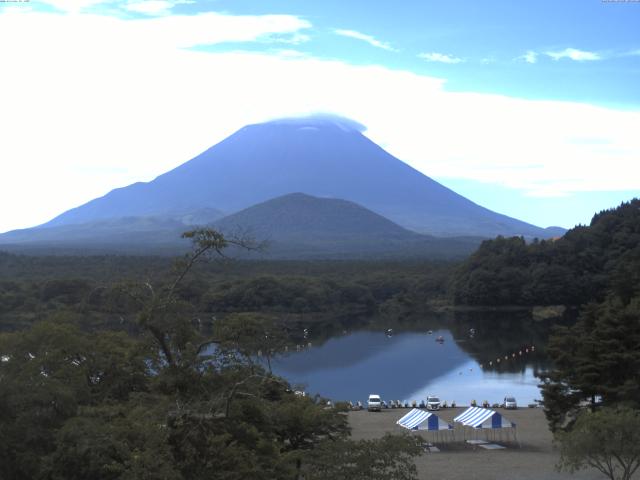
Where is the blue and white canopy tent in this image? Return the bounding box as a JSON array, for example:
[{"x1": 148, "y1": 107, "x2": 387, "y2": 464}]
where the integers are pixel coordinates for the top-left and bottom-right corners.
[
  {"x1": 453, "y1": 407, "x2": 518, "y2": 445},
  {"x1": 396, "y1": 408, "x2": 454, "y2": 443}
]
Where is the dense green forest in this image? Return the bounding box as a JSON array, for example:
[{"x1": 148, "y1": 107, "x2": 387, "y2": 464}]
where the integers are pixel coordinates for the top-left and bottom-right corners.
[
  {"x1": 0, "y1": 230, "x2": 427, "y2": 479},
  {"x1": 451, "y1": 199, "x2": 640, "y2": 435},
  {"x1": 0, "y1": 251, "x2": 452, "y2": 334},
  {"x1": 452, "y1": 199, "x2": 640, "y2": 307}
]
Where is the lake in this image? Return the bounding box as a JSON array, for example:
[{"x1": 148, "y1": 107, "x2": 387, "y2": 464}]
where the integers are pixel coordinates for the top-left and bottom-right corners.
[{"x1": 270, "y1": 328, "x2": 546, "y2": 406}]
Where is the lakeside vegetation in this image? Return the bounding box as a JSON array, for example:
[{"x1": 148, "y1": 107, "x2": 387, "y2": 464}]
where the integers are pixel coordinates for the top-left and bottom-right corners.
[
  {"x1": 0, "y1": 252, "x2": 452, "y2": 333},
  {"x1": 1, "y1": 199, "x2": 639, "y2": 479},
  {"x1": 0, "y1": 231, "x2": 428, "y2": 480},
  {"x1": 453, "y1": 199, "x2": 640, "y2": 479}
]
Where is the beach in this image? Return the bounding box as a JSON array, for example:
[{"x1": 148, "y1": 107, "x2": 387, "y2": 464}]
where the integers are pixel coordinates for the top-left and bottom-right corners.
[{"x1": 348, "y1": 407, "x2": 612, "y2": 480}]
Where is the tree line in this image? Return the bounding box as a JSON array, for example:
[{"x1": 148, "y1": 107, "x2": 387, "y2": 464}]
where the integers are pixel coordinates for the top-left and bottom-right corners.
[
  {"x1": 452, "y1": 199, "x2": 640, "y2": 480},
  {"x1": 0, "y1": 229, "x2": 424, "y2": 480},
  {"x1": 451, "y1": 199, "x2": 640, "y2": 307}
]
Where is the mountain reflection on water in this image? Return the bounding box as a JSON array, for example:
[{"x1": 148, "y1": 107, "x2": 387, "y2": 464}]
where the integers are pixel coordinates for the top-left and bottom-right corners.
[{"x1": 270, "y1": 327, "x2": 547, "y2": 405}]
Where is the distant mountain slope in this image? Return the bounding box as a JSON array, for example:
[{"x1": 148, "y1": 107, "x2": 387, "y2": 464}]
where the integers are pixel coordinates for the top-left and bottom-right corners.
[
  {"x1": 39, "y1": 115, "x2": 559, "y2": 238},
  {"x1": 213, "y1": 193, "x2": 481, "y2": 259},
  {"x1": 0, "y1": 193, "x2": 481, "y2": 258},
  {"x1": 0, "y1": 216, "x2": 183, "y2": 244},
  {"x1": 0, "y1": 209, "x2": 224, "y2": 255}
]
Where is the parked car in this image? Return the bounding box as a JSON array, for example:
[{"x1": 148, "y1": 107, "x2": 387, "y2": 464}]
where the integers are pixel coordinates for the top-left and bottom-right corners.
[
  {"x1": 504, "y1": 396, "x2": 517, "y2": 409},
  {"x1": 367, "y1": 394, "x2": 382, "y2": 412},
  {"x1": 426, "y1": 396, "x2": 441, "y2": 411}
]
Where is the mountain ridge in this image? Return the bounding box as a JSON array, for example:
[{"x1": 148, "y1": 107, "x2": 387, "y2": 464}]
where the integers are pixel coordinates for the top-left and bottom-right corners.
[
  {"x1": 0, "y1": 193, "x2": 482, "y2": 258},
  {"x1": 38, "y1": 115, "x2": 560, "y2": 238}
]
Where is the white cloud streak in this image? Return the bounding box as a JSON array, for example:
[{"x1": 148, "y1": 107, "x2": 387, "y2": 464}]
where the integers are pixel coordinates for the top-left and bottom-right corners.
[
  {"x1": 418, "y1": 52, "x2": 463, "y2": 64},
  {"x1": 0, "y1": 10, "x2": 638, "y2": 233},
  {"x1": 333, "y1": 29, "x2": 396, "y2": 51},
  {"x1": 521, "y1": 50, "x2": 538, "y2": 64},
  {"x1": 545, "y1": 47, "x2": 601, "y2": 61},
  {"x1": 37, "y1": 0, "x2": 115, "y2": 12},
  {"x1": 125, "y1": 1, "x2": 181, "y2": 15}
]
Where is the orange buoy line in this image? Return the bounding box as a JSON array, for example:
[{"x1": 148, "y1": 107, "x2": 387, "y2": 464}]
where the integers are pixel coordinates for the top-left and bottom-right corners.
[{"x1": 479, "y1": 345, "x2": 535, "y2": 369}]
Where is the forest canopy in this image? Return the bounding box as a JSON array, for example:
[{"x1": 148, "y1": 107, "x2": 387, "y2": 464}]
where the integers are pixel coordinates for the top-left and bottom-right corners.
[{"x1": 452, "y1": 199, "x2": 640, "y2": 307}]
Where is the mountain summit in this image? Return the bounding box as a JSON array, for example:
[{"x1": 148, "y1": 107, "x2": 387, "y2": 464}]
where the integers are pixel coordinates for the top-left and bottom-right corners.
[{"x1": 21, "y1": 115, "x2": 558, "y2": 241}]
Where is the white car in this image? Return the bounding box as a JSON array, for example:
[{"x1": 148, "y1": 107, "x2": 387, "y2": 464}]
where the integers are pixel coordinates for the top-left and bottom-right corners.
[
  {"x1": 426, "y1": 396, "x2": 441, "y2": 411},
  {"x1": 504, "y1": 396, "x2": 517, "y2": 409},
  {"x1": 367, "y1": 394, "x2": 382, "y2": 412}
]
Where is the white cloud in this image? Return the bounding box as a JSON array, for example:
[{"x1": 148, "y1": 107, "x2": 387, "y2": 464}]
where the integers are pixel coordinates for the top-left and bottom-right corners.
[
  {"x1": 262, "y1": 32, "x2": 311, "y2": 45},
  {"x1": 274, "y1": 49, "x2": 309, "y2": 58},
  {"x1": 546, "y1": 48, "x2": 601, "y2": 61},
  {"x1": 333, "y1": 29, "x2": 396, "y2": 51},
  {"x1": 130, "y1": 12, "x2": 311, "y2": 48},
  {"x1": 418, "y1": 52, "x2": 463, "y2": 64},
  {"x1": 520, "y1": 50, "x2": 538, "y2": 64},
  {"x1": 38, "y1": 0, "x2": 115, "y2": 13},
  {"x1": 0, "y1": 9, "x2": 638, "y2": 233},
  {"x1": 39, "y1": 0, "x2": 194, "y2": 15},
  {"x1": 124, "y1": 1, "x2": 179, "y2": 15}
]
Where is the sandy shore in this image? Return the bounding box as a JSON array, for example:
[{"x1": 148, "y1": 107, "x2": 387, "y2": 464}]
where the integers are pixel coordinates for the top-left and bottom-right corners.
[{"x1": 348, "y1": 407, "x2": 614, "y2": 480}]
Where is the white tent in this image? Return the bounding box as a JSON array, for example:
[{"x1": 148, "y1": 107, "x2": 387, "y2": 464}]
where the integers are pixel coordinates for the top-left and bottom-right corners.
[
  {"x1": 397, "y1": 408, "x2": 454, "y2": 443},
  {"x1": 397, "y1": 408, "x2": 453, "y2": 431},
  {"x1": 453, "y1": 407, "x2": 518, "y2": 444}
]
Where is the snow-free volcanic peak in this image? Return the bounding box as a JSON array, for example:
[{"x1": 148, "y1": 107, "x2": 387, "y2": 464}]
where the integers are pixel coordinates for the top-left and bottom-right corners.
[{"x1": 18, "y1": 115, "x2": 560, "y2": 240}]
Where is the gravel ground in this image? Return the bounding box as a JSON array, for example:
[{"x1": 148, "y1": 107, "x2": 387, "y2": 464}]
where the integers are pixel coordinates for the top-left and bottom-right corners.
[{"x1": 348, "y1": 407, "x2": 618, "y2": 480}]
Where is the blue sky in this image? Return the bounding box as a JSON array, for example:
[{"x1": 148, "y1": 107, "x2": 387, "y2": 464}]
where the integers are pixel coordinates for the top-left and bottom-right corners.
[
  {"x1": 179, "y1": 0, "x2": 640, "y2": 108},
  {"x1": 0, "y1": 0, "x2": 639, "y2": 232}
]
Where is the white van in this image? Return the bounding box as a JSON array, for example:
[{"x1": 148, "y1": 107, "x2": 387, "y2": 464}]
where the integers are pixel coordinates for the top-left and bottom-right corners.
[
  {"x1": 367, "y1": 394, "x2": 382, "y2": 412},
  {"x1": 426, "y1": 396, "x2": 441, "y2": 411}
]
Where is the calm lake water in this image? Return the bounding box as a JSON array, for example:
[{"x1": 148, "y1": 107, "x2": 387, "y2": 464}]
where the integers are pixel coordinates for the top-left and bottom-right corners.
[{"x1": 270, "y1": 329, "x2": 545, "y2": 405}]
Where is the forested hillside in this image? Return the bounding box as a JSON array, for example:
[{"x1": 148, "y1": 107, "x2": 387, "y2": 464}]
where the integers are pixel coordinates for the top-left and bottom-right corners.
[
  {"x1": 0, "y1": 252, "x2": 451, "y2": 333},
  {"x1": 450, "y1": 199, "x2": 640, "y2": 436},
  {"x1": 0, "y1": 231, "x2": 424, "y2": 480},
  {"x1": 452, "y1": 199, "x2": 640, "y2": 306}
]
